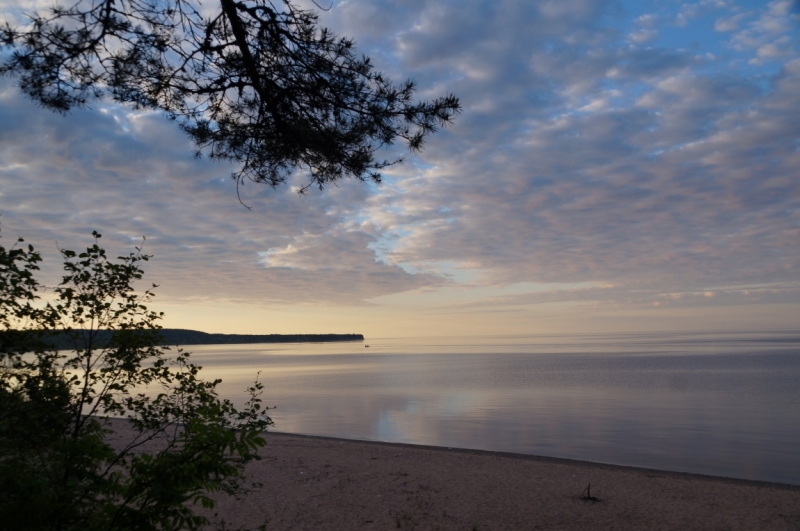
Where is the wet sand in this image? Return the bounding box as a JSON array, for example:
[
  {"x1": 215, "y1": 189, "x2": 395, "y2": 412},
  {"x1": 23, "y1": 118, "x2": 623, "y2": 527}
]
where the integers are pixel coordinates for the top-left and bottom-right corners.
[{"x1": 205, "y1": 431, "x2": 800, "y2": 531}]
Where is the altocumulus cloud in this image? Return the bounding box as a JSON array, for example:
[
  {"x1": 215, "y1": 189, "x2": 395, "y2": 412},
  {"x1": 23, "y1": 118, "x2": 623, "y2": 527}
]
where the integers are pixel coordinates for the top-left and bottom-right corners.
[
  {"x1": 1, "y1": 0, "x2": 799, "y2": 314},
  {"x1": 0, "y1": 82, "x2": 434, "y2": 304}
]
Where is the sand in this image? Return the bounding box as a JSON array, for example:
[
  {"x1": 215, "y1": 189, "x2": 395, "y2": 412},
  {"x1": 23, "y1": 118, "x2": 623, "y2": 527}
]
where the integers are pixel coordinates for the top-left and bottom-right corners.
[
  {"x1": 106, "y1": 421, "x2": 800, "y2": 530},
  {"x1": 212, "y1": 432, "x2": 800, "y2": 531}
]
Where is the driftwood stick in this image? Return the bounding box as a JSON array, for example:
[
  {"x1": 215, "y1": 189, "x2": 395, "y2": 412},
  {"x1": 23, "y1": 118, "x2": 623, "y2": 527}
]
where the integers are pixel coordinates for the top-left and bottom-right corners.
[{"x1": 582, "y1": 483, "x2": 600, "y2": 502}]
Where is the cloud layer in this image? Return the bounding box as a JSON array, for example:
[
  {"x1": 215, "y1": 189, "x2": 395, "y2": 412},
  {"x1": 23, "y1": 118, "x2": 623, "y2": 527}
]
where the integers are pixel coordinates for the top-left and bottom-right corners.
[{"x1": 1, "y1": 0, "x2": 798, "y2": 329}]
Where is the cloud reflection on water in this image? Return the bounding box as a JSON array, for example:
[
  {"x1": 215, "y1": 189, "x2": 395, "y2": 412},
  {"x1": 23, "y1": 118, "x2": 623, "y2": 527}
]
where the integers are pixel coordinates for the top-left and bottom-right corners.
[{"x1": 182, "y1": 334, "x2": 800, "y2": 485}]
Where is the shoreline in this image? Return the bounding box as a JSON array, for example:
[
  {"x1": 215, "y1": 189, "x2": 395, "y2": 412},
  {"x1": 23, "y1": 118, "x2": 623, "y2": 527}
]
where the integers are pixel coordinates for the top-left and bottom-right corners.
[
  {"x1": 226, "y1": 430, "x2": 800, "y2": 530},
  {"x1": 267, "y1": 430, "x2": 800, "y2": 491},
  {"x1": 104, "y1": 420, "x2": 800, "y2": 529}
]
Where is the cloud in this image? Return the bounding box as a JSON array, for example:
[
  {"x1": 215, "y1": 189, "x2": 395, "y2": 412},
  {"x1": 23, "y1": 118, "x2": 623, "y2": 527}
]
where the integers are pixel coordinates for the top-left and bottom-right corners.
[
  {"x1": 714, "y1": 12, "x2": 752, "y2": 32},
  {"x1": 1, "y1": 0, "x2": 798, "y2": 322},
  {"x1": 728, "y1": 0, "x2": 799, "y2": 64},
  {"x1": 0, "y1": 81, "x2": 433, "y2": 305},
  {"x1": 628, "y1": 28, "x2": 658, "y2": 44},
  {"x1": 341, "y1": 0, "x2": 800, "y2": 305}
]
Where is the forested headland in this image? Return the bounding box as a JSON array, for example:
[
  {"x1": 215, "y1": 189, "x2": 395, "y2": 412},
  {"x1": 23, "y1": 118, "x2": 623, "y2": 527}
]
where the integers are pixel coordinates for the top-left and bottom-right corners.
[{"x1": 30, "y1": 329, "x2": 364, "y2": 350}]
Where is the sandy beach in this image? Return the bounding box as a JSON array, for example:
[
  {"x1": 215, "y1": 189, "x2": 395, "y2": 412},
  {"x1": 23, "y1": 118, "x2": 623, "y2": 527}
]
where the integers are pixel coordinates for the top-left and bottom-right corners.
[{"x1": 194, "y1": 431, "x2": 800, "y2": 531}]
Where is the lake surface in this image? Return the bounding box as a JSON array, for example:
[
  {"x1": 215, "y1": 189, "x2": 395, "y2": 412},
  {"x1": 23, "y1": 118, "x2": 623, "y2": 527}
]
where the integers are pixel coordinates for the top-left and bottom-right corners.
[{"x1": 182, "y1": 331, "x2": 800, "y2": 485}]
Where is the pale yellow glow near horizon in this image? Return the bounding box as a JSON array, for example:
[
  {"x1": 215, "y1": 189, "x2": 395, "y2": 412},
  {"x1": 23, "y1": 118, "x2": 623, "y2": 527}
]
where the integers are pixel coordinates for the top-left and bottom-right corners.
[
  {"x1": 27, "y1": 274, "x2": 800, "y2": 338},
  {"x1": 158, "y1": 299, "x2": 800, "y2": 339}
]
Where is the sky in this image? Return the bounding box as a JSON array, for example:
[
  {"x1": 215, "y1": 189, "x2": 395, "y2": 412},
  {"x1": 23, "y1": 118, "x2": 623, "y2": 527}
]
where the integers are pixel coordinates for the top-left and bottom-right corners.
[{"x1": 0, "y1": 0, "x2": 798, "y2": 338}]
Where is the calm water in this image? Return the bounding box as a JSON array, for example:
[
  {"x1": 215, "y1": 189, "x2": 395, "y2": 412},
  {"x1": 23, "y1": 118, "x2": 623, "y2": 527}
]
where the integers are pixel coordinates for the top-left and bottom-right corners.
[{"x1": 181, "y1": 331, "x2": 800, "y2": 485}]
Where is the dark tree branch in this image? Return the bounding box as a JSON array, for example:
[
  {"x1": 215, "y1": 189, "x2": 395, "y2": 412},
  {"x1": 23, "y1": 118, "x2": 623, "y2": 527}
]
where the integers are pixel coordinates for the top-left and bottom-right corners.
[{"x1": 1, "y1": 0, "x2": 461, "y2": 193}]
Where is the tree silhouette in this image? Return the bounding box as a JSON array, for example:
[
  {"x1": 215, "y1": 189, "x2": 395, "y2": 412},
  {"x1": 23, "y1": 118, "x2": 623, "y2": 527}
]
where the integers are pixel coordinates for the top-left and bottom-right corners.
[
  {"x1": 0, "y1": 229, "x2": 274, "y2": 530},
  {"x1": 1, "y1": 0, "x2": 460, "y2": 193}
]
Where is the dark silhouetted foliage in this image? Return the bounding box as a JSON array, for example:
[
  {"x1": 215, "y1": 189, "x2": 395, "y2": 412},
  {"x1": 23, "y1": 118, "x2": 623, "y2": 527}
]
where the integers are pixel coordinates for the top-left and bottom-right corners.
[
  {"x1": 9, "y1": 329, "x2": 364, "y2": 350},
  {"x1": 1, "y1": 0, "x2": 460, "y2": 193},
  {"x1": 0, "y1": 229, "x2": 273, "y2": 531}
]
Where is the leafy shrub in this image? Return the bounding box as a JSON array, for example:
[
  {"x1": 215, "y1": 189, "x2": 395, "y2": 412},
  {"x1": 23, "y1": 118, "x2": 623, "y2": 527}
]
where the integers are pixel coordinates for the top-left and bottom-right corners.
[{"x1": 0, "y1": 230, "x2": 273, "y2": 531}]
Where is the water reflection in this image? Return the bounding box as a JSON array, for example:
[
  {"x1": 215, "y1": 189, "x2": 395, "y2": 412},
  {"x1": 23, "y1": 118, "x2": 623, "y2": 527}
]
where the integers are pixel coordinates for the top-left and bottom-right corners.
[{"x1": 181, "y1": 332, "x2": 800, "y2": 485}]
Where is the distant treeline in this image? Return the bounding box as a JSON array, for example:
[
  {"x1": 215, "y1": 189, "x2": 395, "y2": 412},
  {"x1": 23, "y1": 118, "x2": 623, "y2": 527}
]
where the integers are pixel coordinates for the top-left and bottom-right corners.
[
  {"x1": 155, "y1": 329, "x2": 364, "y2": 346},
  {"x1": 8, "y1": 329, "x2": 364, "y2": 350}
]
